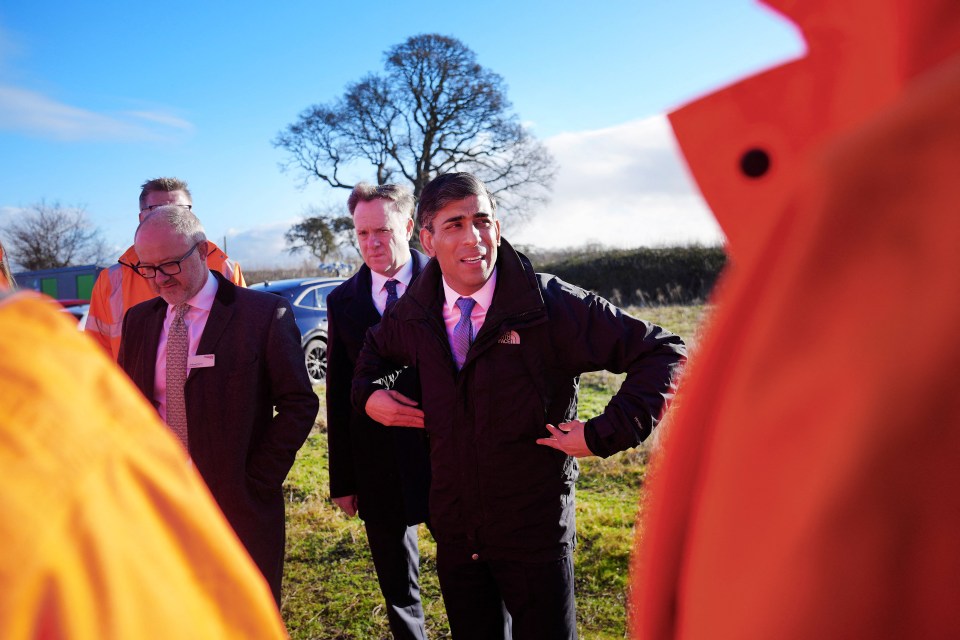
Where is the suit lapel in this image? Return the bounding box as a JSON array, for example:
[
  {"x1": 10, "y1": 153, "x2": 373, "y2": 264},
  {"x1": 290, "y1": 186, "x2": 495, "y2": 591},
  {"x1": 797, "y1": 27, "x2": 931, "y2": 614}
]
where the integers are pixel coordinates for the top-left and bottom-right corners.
[
  {"x1": 140, "y1": 300, "x2": 167, "y2": 401},
  {"x1": 343, "y1": 265, "x2": 380, "y2": 330},
  {"x1": 348, "y1": 250, "x2": 430, "y2": 328},
  {"x1": 191, "y1": 272, "x2": 236, "y2": 381}
]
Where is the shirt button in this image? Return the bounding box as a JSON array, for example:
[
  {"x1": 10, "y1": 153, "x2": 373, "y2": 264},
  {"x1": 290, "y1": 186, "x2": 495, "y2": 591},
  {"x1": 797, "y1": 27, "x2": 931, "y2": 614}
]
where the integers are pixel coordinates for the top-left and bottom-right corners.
[{"x1": 471, "y1": 553, "x2": 480, "y2": 561}]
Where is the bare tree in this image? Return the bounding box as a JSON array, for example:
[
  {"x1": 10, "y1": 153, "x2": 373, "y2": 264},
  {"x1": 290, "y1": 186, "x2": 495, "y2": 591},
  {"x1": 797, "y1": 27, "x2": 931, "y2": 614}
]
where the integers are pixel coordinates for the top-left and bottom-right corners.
[
  {"x1": 5, "y1": 201, "x2": 110, "y2": 270},
  {"x1": 285, "y1": 204, "x2": 357, "y2": 262},
  {"x1": 274, "y1": 34, "x2": 557, "y2": 221}
]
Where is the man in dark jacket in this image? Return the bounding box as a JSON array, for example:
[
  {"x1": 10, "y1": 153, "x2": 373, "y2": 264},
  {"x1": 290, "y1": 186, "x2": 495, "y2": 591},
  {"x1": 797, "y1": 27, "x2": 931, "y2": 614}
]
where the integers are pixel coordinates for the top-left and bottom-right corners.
[
  {"x1": 118, "y1": 206, "x2": 318, "y2": 604},
  {"x1": 353, "y1": 172, "x2": 687, "y2": 640},
  {"x1": 326, "y1": 183, "x2": 432, "y2": 639}
]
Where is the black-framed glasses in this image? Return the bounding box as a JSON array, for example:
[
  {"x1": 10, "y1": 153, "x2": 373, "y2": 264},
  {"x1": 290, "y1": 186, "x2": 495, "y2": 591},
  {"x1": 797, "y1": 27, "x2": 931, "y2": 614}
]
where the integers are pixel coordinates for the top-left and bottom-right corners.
[
  {"x1": 134, "y1": 243, "x2": 201, "y2": 278},
  {"x1": 140, "y1": 203, "x2": 193, "y2": 213}
]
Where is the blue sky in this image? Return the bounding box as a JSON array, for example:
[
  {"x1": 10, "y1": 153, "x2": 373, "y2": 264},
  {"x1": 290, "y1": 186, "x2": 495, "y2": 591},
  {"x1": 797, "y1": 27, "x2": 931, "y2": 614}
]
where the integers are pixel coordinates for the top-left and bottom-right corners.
[{"x1": 0, "y1": 1, "x2": 804, "y2": 269}]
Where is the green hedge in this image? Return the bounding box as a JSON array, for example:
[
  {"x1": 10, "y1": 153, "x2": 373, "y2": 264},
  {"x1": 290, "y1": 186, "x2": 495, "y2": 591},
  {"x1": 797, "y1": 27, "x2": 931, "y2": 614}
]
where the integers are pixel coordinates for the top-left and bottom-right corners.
[{"x1": 530, "y1": 245, "x2": 727, "y2": 306}]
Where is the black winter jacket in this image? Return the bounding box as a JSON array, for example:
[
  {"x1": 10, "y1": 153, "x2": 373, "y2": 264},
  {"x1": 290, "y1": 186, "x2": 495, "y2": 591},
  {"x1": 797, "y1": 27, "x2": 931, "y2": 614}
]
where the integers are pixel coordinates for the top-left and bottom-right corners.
[{"x1": 353, "y1": 239, "x2": 686, "y2": 562}]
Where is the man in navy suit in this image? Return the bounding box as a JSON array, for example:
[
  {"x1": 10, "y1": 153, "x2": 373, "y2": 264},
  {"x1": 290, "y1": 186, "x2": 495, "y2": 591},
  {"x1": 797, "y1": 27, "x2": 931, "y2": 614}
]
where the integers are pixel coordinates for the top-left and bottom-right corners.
[
  {"x1": 118, "y1": 205, "x2": 318, "y2": 604},
  {"x1": 326, "y1": 183, "x2": 432, "y2": 639}
]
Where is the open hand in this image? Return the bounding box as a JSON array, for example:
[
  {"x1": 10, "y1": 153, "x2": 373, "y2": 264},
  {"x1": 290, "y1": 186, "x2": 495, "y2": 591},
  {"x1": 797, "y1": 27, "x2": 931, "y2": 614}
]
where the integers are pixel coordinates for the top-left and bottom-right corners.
[
  {"x1": 536, "y1": 420, "x2": 594, "y2": 458},
  {"x1": 364, "y1": 389, "x2": 425, "y2": 428}
]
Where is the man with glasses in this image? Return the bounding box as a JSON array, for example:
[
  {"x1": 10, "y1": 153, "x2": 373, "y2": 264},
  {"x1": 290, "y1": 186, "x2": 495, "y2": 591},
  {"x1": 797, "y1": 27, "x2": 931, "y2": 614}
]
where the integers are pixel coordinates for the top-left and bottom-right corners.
[
  {"x1": 86, "y1": 177, "x2": 245, "y2": 360},
  {"x1": 118, "y1": 206, "x2": 318, "y2": 605}
]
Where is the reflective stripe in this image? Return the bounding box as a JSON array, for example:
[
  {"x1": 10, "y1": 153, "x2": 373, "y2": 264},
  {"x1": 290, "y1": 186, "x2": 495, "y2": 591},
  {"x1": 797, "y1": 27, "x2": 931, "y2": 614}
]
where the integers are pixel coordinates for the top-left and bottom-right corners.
[
  {"x1": 220, "y1": 257, "x2": 245, "y2": 286},
  {"x1": 107, "y1": 264, "x2": 126, "y2": 326}
]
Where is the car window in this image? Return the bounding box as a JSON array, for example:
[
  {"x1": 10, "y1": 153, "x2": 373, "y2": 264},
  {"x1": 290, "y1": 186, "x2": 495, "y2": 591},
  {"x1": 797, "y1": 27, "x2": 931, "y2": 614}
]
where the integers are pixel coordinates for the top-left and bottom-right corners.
[
  {"x1": 295, "y1": 288, "x2": 319, "y2": 309},
  {"x1": 315, "y1": 284, "x2": 338, "y2": 309},
  {"x1": 295, "y1": 284, "x2": 339, "y2": 310}
]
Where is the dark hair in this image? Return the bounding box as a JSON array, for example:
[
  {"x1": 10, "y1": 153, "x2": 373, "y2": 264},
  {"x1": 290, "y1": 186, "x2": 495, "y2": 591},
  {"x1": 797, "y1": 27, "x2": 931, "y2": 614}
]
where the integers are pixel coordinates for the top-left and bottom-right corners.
[
  {"x1": 347, "y1": 182, "x2": 415, "y2": 220},
  {"x1": 417, "y1": 172, "x2": 496, "y2": 230},
  {"x1": 139, "y1": 177, "x2": 192, "y2": 210}
]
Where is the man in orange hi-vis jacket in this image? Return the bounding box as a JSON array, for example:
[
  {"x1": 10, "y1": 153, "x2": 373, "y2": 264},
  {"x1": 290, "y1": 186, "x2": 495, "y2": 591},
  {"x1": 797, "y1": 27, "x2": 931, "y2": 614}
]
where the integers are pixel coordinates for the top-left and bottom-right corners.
[
  {"x1": 0, "y1": 240, "x2": 13, "y2": 291},
  {"x1": 631, "y1": 1, "x2": 960, "y2": 638},
  {"x1": 0, "y1": 290, "x2": 288, "y2": 639},
  {"x1": 85, "y1": 177, "x2": 244, "y2": 360}
]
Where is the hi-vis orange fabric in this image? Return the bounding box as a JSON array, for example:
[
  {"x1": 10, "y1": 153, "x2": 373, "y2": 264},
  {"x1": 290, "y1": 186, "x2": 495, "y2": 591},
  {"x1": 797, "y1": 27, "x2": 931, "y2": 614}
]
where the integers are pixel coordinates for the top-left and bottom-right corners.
[
  {"x1": 85, "y1": 242, "x2": 244, "y2": 360},
  {"x1": 631, "y1": 1, "x2": 960, "y2": 638},
  {"x1": 0, "y1": 291, "x2": 287, "y2": 639}
]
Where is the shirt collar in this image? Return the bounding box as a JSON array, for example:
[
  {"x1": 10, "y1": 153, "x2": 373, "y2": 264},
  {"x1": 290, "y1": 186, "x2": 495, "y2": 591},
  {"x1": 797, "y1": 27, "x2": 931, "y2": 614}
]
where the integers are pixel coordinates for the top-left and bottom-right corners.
[
  {"x1": 370, "y1": 258, "x2": 414, "y2": 293},
  {"x1": 167, "y1": 270, "x2": 217, "y2": 316},
  {"x1": 442, "y1": 267, "x2": 497, "y2": 313}
]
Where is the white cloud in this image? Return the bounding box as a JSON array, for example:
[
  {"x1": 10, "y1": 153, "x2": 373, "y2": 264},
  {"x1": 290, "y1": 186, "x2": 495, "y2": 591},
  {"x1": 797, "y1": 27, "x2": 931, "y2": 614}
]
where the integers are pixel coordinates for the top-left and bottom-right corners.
[
  {"x1": 506, "y1": 115, "x2": 725, "y2": 249},
  {"x1": 222, "y1": 220, "x2": 311, "y2": 270},
  {"x1": 124, "y1": 110, "x2": 194, "y2": 131},
  {"x1": 0, "y1": 206, "x2": 19, "y2": 253},
  {"x1": 0, "y1": 84, "x2": 193, "y2": 141}
]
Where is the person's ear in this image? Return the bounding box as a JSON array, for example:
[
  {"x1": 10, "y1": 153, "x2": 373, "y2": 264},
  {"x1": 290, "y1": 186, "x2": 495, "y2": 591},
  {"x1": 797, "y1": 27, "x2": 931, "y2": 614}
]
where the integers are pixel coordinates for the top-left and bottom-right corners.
[
  {"x1": 197, "y1": 240, "x2": 209, "y2": 260},
  {"x1": 405, "y1": 216, "x2": 414, "y2": 241},
  {"x1": 419, "y1": 228, "x2": 436, "y2": 257}
]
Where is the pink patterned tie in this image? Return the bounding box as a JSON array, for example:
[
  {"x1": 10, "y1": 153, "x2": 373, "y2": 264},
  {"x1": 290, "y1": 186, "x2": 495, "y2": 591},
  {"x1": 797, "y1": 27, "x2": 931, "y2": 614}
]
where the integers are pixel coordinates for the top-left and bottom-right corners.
[
  {"x1": 165, "y1": 303, "x2": 190, "y2": 448},
  {"x1": 453, "y1": 297, "x2": 476, "y2": 370}
]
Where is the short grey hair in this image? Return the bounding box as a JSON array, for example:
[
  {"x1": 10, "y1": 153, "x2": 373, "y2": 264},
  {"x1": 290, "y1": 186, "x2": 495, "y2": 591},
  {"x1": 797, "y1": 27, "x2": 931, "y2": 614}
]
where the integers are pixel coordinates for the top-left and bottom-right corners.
[
  {"x1": 136, "y1": 205, "x2": 207, "y2": 245},
  {"x1": 347, "y1": 182, "x2": 415, "y2": 221}
]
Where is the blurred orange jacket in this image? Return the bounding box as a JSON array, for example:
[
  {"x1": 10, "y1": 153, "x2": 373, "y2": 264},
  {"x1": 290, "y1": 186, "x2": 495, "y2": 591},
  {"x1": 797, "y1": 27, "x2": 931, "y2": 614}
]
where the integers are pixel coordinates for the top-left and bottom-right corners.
[
  {"x1": 0, "y1": 291, "x2": 287, "y2": 639},
  {"x1": 632, "y1": 1, "x2": 960, "y2": 638},
  {"x1": 85, "y1": 242, "x2": 244, "y2": 360}
]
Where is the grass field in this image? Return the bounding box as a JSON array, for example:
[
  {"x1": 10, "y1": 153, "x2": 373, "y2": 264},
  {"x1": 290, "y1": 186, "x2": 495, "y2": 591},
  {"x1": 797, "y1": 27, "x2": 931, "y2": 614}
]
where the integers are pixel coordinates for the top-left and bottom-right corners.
[{"x1": 281, "y1": 304, "x2": 705, "y2": 639}]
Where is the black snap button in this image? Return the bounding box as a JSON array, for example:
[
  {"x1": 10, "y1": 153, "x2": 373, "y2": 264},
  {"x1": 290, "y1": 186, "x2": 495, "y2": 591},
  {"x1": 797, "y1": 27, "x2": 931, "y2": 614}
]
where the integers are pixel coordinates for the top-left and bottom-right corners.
[{"x1": 740, "y1": 148, "x2": 771, "y2": 178}]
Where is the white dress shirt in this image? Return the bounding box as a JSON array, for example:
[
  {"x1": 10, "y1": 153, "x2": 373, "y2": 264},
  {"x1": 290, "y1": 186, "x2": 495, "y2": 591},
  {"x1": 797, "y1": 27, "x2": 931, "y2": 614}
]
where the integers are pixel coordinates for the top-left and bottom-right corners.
[
  {"x1": 370, "y1": 258, "x2": 414, "y2": 315},
  {"x1": 154, "y1": 271, "x2": 218, "y2": 422}
]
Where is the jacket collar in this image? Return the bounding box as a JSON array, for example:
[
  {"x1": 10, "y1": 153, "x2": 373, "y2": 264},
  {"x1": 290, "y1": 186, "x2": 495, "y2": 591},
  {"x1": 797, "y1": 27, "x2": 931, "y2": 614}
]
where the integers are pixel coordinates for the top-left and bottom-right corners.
[
  {"x1": 672, "y1": 0, "x2": 960, "y2": 266},
  {"x1": 341, "y1": 249, "x2": 429, "y2": 325},
  {"x1": 403, "y1": 238, "x2": 545, "y2": 329}
]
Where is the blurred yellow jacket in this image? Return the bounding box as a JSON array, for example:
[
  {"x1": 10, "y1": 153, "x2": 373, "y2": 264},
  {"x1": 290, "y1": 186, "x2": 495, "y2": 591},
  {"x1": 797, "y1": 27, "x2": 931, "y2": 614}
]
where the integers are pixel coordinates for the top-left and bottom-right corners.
[
  {"x1": 0, "y1": 291, "x2": 287, "y2": 639},
  {"x1": 85, "y1": 242, "x2": 244, "y2": 360}
]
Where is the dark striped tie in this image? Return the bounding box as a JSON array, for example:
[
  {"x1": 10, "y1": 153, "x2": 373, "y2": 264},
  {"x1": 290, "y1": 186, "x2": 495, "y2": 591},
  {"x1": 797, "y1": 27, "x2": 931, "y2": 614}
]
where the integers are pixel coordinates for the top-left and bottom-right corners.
[{"x1": 384, "y1": 279, "x2": 399, "y2": 312}]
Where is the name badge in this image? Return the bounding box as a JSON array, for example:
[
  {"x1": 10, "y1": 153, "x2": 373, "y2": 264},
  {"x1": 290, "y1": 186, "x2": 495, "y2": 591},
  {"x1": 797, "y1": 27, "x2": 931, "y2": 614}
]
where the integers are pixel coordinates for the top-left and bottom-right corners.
[{"x1": 188, "y1": 354, "x2": 216, "y2": 369}]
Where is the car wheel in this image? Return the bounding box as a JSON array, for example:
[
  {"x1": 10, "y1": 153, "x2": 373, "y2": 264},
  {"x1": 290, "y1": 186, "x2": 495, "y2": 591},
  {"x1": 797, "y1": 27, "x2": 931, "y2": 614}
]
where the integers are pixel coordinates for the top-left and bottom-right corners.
[{"x1": 305, "y1": 338, "x2": 327, "y2": 384}]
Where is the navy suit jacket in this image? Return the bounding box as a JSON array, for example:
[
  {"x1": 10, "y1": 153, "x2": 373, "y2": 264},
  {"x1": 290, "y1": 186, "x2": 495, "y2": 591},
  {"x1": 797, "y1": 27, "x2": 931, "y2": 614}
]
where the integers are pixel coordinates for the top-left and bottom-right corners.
[
  {"x1": 326, "y1": 250, "x2": 431, "y2": 526},
  {"x1": 118, "y1": 271, "x2": 319, "y2": 601}
]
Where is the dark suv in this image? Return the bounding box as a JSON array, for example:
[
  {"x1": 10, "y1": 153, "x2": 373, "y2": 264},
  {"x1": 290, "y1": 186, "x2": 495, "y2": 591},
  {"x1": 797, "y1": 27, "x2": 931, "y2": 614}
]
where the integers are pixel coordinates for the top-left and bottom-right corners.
[{"x1": 248, "y1": 277, "x2": 346, "y2": 384}]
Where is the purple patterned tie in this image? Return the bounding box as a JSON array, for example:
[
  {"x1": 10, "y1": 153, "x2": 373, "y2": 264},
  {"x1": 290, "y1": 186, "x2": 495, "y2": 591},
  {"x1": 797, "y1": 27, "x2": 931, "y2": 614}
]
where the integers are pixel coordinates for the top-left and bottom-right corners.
[
  {"x1": 165, "y1": 303, "x2": 190, "y2": 448},
  {"x1": 453, "y1": 297, "x2": 476, "y2": 370},
  {"x1": 384, "y1": 279, "x2": 399, "y2": 312}
]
